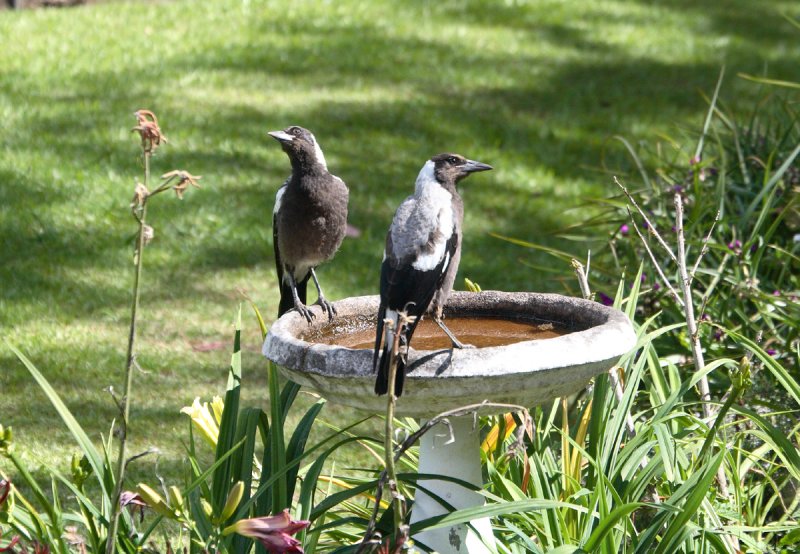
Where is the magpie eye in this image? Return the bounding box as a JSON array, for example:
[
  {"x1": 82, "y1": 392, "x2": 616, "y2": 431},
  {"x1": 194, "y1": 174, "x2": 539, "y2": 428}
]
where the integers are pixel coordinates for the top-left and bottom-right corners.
[
  {"x1": 288, "y1": 126, "x2": 301, "y2": 135},
  {"x1": 448, "y1": 156, "x2": 460, "y2": 165}
]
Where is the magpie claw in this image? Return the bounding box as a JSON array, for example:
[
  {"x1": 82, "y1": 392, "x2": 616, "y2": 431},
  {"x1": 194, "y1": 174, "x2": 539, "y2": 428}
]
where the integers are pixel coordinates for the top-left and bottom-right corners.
[
  {"x1": 316, "y1": 296, "x2": 337, "y2": 321},
  {"x1": 293, "y1": 301, "x2": 316, "y2": 324}
]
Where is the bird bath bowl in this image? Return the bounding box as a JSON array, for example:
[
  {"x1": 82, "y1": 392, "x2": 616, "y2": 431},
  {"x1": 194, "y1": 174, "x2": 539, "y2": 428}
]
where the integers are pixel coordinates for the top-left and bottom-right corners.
[{"x1": 263, "y1": 291, "x2": 636, "y2": 553}]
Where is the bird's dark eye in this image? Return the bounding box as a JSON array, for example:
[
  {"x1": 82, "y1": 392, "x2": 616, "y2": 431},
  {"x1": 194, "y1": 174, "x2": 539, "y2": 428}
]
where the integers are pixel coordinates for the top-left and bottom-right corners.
[
  {"x1": 288, "y1": 126, "x2": 301, "y2": 135},
  {"x1": 448, "y1": 156, "x2": 460, "y2": 165}
]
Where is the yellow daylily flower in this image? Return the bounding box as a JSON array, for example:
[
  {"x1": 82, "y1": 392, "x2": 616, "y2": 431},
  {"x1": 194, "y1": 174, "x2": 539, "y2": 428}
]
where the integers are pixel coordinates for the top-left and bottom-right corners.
[{"x1": 180, "y1": 397, "x2": 222, "y2": 447}]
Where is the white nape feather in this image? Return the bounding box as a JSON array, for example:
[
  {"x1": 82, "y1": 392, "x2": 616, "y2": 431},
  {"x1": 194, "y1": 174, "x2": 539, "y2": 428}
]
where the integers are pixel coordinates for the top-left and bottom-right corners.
[
  {"x1": 312, "y1": 138, "x2": 327, "y2": 169},
  {"x1": 406, "y1": 160, "x2": 454, "y2": 271},
  {"x1": 413, "y1": 160, "x2": 437, "y2": 195},
  {"x1": 273, "y1": 184, "x2": 287, "y2": 214}
]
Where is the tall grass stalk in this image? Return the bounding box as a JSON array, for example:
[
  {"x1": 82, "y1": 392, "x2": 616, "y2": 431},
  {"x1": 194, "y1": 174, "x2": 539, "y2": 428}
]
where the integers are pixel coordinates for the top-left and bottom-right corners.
[{"x1": 106, "y1": 134, "x2": 151, "y2": 554}]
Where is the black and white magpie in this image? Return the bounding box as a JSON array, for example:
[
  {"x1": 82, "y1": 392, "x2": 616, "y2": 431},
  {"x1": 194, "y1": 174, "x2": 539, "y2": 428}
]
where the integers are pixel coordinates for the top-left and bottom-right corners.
[
  {"x1": 270, "y1": 126, "x2": 349, "y2": 323},
  {"x1": 373, "y1": 153, "x2": 493, "y2": 396}
]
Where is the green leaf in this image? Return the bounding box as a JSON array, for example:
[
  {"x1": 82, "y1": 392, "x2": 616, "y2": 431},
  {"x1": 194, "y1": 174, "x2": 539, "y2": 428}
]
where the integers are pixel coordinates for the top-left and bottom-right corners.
[
  {"x1": 583, "y1": 502, "x2": 651, "y2": 551},
  {"x1": 268, "y1": 361, "x2": 288, "y2": 512},
  {"x1": 410, "y1": 499, "x2": 586, "y2": 535},
  {"x1": 653, "y1": 451, "x2": 725, "y2": 554},
  {"x1": 723, "y1": 328, "x2": 800, "y2": 406},
  {"x1": 212, "y1": 306, "x2": 243, "y2": 512},
  {"x1": 285, "y1": 399, "x2": 325, "y2": 502},
  {"x1": 6, "y1": 341, "x2": 111, "y2": 506}
]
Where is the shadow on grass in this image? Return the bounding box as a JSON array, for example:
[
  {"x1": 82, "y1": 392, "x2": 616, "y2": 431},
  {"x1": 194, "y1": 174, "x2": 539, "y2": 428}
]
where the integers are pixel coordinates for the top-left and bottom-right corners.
[{"x1": 1, "y1": 0, "x2": 797, "y2": 481}]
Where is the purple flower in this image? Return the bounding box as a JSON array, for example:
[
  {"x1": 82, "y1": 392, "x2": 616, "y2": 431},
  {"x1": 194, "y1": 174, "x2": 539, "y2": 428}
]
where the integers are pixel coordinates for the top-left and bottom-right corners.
[
  {"x1": 727, "y1": 240, "x2": 742, "y2": 254},
  {"x1": 689, "y1": 155, "x2": 701, "y2": 166},
  {"x1": 766, "y1": 349, "x2": 777, "y2": 357},
  {"x1": 226, "y1": 510, "x2": 310, "y2": 554},
  {"x1": 773, "y1": 290, "x2": 781, "y2": 296},
  {"x1": 620, "y1": 224, "x2": 630, "y2": 236},
  {"x1": 653, "y1": 282, "x2": 661, "y2": 291},
  {"x1": 598, "y1": 292, "x2": 614, "y2": 306},
  {"x1": 672, "y1": 185, "x2": 684, "y2": 194}
]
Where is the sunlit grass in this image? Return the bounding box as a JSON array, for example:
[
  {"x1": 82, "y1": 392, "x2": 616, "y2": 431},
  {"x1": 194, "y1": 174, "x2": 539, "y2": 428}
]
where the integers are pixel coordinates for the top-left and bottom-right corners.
[{"x1": 1, "y1": 0, "x2": 798, "y2": 483}]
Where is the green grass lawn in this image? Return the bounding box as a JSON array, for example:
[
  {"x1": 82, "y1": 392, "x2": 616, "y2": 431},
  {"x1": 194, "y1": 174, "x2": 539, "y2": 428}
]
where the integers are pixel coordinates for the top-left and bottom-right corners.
[{"x1": 1, "y1": 0, "x2": 798, "y2": 485}]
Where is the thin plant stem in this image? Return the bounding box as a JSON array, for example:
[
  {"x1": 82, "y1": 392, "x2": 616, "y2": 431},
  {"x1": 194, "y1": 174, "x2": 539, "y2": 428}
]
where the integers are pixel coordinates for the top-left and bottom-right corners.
[
  {"x1": 106, "y1": 151, "x2": 150, "y2": 554},
  {"x1": 615, "y1": 176, "x2": 678, "y2": 264},
  {"x1": 384, "y1": 315, "x2": 408, "y2": 545},
  {"x1": 359, "y1": 400, "x2": 530, "y2": 553},
  {"x1": 627, "y1": 208, "x2": 684, "y2": 306},
  {"x1": 674, "y1": 194, "x2": 710, "y2": 416},
  {"x1": 674, "y1": 194, "x2": 735, "y2": 527},
  {"x1": 689, "y1": 210, "x2": 721, "y2": 283}
]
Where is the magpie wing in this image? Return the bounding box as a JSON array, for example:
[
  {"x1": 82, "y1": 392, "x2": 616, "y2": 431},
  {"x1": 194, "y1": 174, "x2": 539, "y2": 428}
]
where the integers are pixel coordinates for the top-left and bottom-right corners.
[{"x1": 272, "y1": 181, "x2": 288, "y2": 286}]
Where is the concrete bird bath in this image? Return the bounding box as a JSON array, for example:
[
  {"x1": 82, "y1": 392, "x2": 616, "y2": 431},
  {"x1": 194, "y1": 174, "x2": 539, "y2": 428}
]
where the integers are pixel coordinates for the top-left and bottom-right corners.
[{"x1": 263, "y1": 291, "x2": 636, "y2": 553}]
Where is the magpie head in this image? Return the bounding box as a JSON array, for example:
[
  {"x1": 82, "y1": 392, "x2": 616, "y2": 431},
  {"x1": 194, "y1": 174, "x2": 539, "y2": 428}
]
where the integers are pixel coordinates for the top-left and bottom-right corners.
[
  {"x1": 431, "y1": 153, "x2": 493, "y2": 185},
  {"x1": 268, "y1": 125, "x2": 327, "y2": 169}
]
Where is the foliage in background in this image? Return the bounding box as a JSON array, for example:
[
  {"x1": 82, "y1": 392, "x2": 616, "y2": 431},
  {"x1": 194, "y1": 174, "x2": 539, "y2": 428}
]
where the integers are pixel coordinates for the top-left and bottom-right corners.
[{"x1": 487, "y1": 74, "x2": 800, "y2": 553}]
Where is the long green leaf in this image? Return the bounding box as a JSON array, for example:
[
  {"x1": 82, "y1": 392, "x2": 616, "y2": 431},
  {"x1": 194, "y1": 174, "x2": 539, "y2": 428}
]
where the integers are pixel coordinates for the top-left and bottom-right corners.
[
  {"x1": 724, "y1": 328, "x2": 800, "y2": 406},
  {"x1": 285, "y1": 399, "x2": 326, "y2": 502},
  {"x1": 410, "y1": 499, "x2": 586, "y2": 535},
  {"x1": 583, "y1": 502, "x2": 650, "y2": 551},
  {"x1": 268, "y1": 360, "x2": 288, "y2": 512},
  {"x1": 7, "y1": 342, "x2": 111, "y2": 505},
  {"x1": 212, "y1": 306, "x2": 243, "y2": 512},
  {"x1": 653, "y1": 451, "x2": 725, "y2": 554}
]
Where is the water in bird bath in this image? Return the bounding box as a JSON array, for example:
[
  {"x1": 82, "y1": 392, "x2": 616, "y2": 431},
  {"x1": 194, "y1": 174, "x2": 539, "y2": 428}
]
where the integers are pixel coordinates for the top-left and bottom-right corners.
[{"x1": 303, "y1": 315, "x2": 572, "y2": 350}]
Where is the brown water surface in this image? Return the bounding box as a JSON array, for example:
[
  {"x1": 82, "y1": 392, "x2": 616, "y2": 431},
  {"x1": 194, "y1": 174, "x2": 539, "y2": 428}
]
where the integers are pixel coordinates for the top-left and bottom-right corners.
[{"x1": 309, "y1": 317, "x2": 568, "y2": 350}]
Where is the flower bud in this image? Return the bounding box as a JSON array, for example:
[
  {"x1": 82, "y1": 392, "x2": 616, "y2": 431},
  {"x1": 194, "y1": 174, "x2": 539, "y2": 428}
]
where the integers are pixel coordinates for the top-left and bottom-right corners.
[
  {"x1": 168, "y1": 486, "x2": 184, "y2": 512},
  {"x1": 136, "y1": 483, "x2": 175, "y2": 519},
  {"x1": 0, "y1": 425, "x2": 12, "y2": 454},
  {"x1": 219, "y1": 481, "x2": 244, "y2": 523}
]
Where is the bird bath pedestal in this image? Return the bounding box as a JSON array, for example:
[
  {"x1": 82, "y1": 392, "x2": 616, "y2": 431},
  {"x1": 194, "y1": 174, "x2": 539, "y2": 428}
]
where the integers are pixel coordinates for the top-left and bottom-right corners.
[{"x1": 263, "y1": 291, "x2": 636, "y2": 553}]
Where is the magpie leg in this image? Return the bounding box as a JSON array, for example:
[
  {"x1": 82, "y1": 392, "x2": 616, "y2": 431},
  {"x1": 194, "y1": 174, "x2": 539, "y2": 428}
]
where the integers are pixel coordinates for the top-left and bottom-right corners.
[
  {"x1": 433, "y1": 316, "x2": 475, "y2": 349},
  {"x1": 310, "y1": 268, "x2": 337, "y2": 320},
  {"x1": 288, "y1": 273, "x2": 315, "y2": 324}
]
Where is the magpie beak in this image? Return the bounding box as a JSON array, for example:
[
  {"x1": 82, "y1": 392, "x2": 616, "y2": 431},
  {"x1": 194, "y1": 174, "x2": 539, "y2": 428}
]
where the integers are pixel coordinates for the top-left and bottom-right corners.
[
  {"x1": 268, "y1": 130, "x2": 294, "y2": 143},
  {"x1": 464, "y1": 159, "x2": 493, "y2": 173}
]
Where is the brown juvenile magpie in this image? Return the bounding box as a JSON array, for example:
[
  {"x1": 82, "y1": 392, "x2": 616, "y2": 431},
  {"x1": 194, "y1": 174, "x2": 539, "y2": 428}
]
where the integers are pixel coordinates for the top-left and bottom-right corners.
[
  {"x1": 373, "y1": 153, "x2": 492, "y2": 396},
  {"x1": 270, "y1": 126, "x2": 349, "y2": 323}
]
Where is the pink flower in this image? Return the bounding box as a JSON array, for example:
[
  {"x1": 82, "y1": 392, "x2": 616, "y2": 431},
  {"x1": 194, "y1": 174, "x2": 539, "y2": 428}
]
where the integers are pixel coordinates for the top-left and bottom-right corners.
[{"x1": 226, "y1": 510, "x2": 310, "y2": 554}]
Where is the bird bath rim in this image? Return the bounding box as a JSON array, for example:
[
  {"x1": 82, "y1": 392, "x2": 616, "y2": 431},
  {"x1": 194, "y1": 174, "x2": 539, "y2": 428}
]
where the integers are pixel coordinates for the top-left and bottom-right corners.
[{"x1": 262, "y1": 291, "x2": 637, "y2": 417}]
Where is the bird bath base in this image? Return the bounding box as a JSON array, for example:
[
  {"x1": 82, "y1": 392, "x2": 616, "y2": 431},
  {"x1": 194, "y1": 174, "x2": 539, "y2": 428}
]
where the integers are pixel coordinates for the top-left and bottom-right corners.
[
  {"x1": 411, "y1": 416, "x2": 496, "y2": 553},
  {"x1": 263, "y1": 291, "x2": 636, "y2": 553}
]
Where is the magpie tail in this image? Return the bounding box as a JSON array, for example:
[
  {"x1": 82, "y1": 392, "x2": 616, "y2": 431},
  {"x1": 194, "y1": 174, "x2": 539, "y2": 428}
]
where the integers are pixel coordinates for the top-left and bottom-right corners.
[
  {"x1": 278, "y1": 274, "x2": 310, "y2": 317},
  {"x1": 374, "y1": 344, "x2": 406, "y2": 397}
]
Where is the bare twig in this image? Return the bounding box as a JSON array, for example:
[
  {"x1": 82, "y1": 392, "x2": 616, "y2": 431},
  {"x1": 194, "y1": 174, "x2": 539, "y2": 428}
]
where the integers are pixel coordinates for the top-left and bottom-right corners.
[
  {"x1": 627, "y1": 209, "x2": 685, "y2": 306},
  {"x1": 674, "y1": 195, "x2": 711, "y2": 415},
  {"x1": 674, "y1": 195, "x2": 732, "y2": 508},
  {"x1": 615, "y1": 176, "x2": 678, "y2": 264},
  {"x1": 571, "y1": 257, "x2": 592, "y2": 300},
  {"x1": 689, "y1": 210, "x2": 721, "y2": 283},
  {"x1": 384, "y1": 312, "x2": 410, "y2": 546}
]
